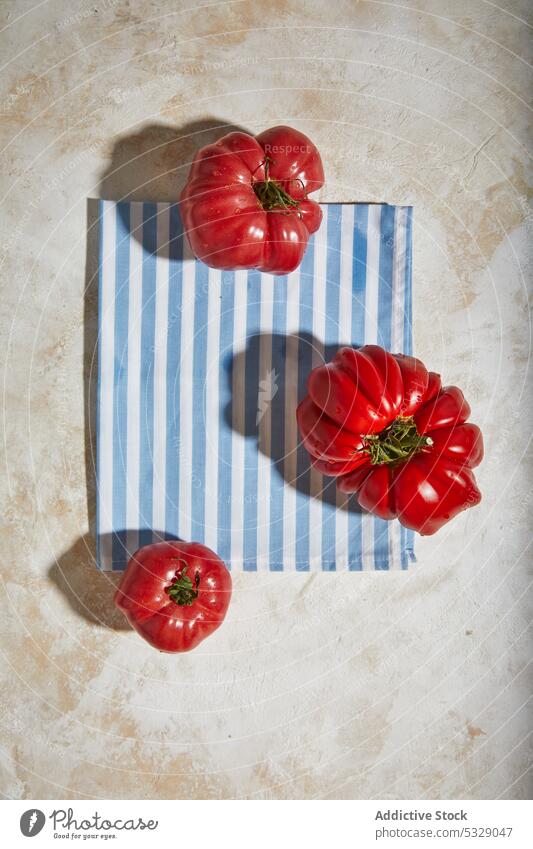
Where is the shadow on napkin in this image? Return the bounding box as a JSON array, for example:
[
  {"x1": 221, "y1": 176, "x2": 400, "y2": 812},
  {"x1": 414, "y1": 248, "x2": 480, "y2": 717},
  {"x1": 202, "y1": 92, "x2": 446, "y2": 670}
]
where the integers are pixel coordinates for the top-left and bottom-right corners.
[{"x1": 224, "y1": 331, "x2": 363, "y2": 514}]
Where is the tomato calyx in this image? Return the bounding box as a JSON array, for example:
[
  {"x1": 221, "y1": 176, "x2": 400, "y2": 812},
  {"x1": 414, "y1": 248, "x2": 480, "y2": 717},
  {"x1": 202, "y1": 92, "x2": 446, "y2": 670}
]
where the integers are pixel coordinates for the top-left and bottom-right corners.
[
  {"x1": 165, "y1": 560, "x2": 200, "y2": 606},
  {"x1": 252, "y1": 156, "x2": 302, "y2": 213},
  {"x1": 361, "y1": 416, "x2": 433, "y2": 466}
]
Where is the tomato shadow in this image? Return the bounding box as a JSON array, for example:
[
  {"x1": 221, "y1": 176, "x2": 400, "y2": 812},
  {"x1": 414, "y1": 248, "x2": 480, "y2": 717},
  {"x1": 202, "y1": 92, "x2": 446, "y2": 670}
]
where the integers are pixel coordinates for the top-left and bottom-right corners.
[
  {"x1": 48, "y1": 533, "x2": 130, "y2": 631},
  {"x1": 224, "y1": 331, "x2": 363, "y2": 514}
]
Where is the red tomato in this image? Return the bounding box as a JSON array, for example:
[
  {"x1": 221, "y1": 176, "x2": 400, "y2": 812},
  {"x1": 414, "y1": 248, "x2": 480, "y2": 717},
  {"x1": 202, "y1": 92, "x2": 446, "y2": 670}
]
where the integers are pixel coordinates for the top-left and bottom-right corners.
[
  {"x1": 297, "y1": 345, "x2": 483, "y2": 536},
  {"x1": 179, "y1": 125, "x2": 324, "y2": 274},
  {"x1": 114, "y1": 541, "x2": 232, "y2": 652}
]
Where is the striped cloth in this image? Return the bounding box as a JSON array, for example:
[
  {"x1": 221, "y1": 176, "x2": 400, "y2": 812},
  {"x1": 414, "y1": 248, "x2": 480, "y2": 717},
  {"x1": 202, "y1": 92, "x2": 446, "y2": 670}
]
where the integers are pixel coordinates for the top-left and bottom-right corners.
[{"x1": 96, "y1": 201, "x2": 415, "y2": 571}]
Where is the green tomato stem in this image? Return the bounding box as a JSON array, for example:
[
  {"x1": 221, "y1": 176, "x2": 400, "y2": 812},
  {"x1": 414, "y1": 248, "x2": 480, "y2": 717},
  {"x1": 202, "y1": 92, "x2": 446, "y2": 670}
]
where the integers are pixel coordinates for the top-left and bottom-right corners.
[
  {"x1": 165, "y1": 562, "x2": 200, "y2": 606},
  {"x1": 252, "y1": 156, "x2": 302, "y2": 213},
  {"x1": 363, "y1": 416, "x2": 433, "y2": 466}
]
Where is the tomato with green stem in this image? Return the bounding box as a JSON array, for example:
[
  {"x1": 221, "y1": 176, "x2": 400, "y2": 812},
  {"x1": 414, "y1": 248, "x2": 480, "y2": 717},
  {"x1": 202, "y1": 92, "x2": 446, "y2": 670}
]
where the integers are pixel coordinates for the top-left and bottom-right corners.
[
  {"x1": 114, "y1": 541, "x2": 232, "y2": 652},
  {"x1": 297, "y1": 345, "x2": 483, "y2": 535},
  {"x1": 179, "y1": 125, "x2": 324, "y2": 275}
]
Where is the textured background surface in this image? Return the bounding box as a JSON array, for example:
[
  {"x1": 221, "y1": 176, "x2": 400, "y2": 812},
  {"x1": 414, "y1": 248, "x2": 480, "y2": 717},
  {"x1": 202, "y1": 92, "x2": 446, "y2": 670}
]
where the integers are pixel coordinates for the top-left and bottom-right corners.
[{"x1": 1, "y1": 0, "x2": 531, "y2": 799}]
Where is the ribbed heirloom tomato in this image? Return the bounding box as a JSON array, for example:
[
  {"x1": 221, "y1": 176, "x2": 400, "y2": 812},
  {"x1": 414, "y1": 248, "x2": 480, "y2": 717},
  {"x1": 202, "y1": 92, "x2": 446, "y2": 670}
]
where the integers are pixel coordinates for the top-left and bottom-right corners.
[
  {"x1": 297, "y1": 345, "x2": 483, "y2": 535},
  {"x1": 114, "y1": 541, "x2": 232, "y2": 652},
  {"x1": 179, "y1": 125, "x2": 324, "y2": 275}
]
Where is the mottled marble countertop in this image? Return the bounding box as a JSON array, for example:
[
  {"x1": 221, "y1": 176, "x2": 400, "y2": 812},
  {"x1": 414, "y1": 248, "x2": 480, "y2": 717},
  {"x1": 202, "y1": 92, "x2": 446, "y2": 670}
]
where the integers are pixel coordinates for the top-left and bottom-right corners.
[{"x1": 1, "y1": 0, "x2": 531, "y2": 799}]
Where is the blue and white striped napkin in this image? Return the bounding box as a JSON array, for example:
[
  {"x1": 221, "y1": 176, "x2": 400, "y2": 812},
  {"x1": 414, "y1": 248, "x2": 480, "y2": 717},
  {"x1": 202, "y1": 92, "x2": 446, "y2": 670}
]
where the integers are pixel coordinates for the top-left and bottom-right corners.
[{"x1": 96, "y1": 201, "x2": 415, "y2": 571}]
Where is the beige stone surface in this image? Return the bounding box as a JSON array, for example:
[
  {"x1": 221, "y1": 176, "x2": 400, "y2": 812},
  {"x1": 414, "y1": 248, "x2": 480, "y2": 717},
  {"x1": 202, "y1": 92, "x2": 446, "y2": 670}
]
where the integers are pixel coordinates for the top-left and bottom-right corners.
[{"x1": 0, "y1": 0, "x2": 531, "y2": 799}]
